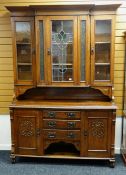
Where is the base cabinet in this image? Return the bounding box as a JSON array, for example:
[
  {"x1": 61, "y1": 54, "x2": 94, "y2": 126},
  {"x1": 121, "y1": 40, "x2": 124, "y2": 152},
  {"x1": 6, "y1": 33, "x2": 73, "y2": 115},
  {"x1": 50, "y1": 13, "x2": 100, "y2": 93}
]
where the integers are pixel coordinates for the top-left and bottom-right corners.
[{"x1": 10, "y1": 108, "x2": 116, "y2": 166}]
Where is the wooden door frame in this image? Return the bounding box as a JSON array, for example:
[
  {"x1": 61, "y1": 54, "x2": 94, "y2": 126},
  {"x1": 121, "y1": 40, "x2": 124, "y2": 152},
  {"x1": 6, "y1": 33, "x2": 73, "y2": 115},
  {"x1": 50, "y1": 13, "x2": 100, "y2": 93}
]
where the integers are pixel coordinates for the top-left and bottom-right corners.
[
  {"x1": 90, "y1": 15, "x2": 115, "y2": 86},
  {"x1": 12, "y1": 17, "x2": 35, "y2": 85}
]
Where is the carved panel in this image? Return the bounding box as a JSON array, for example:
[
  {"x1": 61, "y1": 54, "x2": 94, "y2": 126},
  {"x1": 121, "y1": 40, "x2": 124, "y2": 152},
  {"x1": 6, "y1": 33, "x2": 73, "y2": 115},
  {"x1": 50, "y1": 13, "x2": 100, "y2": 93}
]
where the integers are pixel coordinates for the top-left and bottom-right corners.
[
  {"x1": 19, "y1": 120, "x2": 34, "y2": 137},
  {"x1": 89, "y1": 120, "x2": 105, "y2": 138}
]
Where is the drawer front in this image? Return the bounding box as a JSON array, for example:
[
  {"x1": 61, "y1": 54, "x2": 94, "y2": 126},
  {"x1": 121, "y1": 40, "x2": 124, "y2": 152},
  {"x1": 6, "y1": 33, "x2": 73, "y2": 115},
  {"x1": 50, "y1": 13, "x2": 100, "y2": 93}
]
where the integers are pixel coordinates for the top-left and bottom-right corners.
[
  {"x1": 43, "y1": 130, "x2": 80, "y2": 140},
  {"x1": 43, "y1": 119, "x2": 80, "y2": 129},
  {"x1": 43, "y1": 110, "x2": 80, "y2": 119}
]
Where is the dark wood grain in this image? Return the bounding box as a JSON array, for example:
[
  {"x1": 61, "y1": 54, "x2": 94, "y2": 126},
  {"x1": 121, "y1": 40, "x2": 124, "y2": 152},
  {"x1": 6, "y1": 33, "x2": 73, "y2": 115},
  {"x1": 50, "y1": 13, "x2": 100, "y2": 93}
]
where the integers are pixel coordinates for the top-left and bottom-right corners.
[{"x1": 17, "y1": 87, "x2": 111, "y2": 101}]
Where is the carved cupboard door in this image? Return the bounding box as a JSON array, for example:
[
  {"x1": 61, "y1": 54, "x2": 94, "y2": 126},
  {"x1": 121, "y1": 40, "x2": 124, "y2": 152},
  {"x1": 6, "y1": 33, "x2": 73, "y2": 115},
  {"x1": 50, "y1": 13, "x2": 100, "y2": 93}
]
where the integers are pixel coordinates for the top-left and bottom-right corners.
[
  {"x1": 14, "y1": 109, "x2": 43, "y2": 156},
  {"x1": 82, "y1": 110, "x2": 112, "y2": 158}
]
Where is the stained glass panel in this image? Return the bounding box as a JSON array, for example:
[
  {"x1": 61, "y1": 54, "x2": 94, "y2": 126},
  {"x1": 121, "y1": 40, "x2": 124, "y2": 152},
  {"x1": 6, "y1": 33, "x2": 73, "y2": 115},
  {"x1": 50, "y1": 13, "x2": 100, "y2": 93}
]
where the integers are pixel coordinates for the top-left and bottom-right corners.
[{"x1": 52, "y1": 20, "x2": 73, "y2": 82}]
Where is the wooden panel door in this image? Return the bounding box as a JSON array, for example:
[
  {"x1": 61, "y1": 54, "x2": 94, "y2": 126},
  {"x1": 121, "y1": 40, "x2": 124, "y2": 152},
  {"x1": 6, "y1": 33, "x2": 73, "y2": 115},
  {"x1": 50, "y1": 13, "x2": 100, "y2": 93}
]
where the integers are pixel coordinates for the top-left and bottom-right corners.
[
  {"x1": 81, "y1": 110, "x2": 112, "y2": 158},
  {"x1": 91, "y1": 15, "x2": 115, "y2": 86},
  {"x1": 12, "y1": 17, "x2": 35, "y2": 85},
  {"x1": 14, "y1": 109, "x2": 43, "y2": 156}
]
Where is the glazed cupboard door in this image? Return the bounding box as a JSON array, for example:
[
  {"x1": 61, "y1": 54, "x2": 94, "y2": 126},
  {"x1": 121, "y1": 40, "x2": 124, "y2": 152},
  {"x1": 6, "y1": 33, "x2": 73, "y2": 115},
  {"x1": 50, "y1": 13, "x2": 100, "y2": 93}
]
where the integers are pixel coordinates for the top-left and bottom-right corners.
[
  {"x1": 12, "y1": 17, "x2": 35, "y2": 85},
  {"x1": 81, "y1": 110, "x2": 112, "y2": 158},
  {"x1": 48, "y1": 16, "x2": 78, "y2": 86},
  {"x1": 91, "y1": 16, "x2": 115, "y2": 86},
  {"x1": 36, "y1": 16, "x2": 90, "y2": 86},
  {"x1": 13, "y1": 109, "x2": 43, "y2": 156},
  {"x1": 36, "y1": 16, "x2": 77, "y2": 86}
]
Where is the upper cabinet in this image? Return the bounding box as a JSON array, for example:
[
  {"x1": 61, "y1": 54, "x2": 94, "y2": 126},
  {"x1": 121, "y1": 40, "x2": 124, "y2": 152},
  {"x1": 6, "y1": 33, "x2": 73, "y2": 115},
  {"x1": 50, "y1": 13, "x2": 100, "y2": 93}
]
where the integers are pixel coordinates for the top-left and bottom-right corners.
[{"x1": 6, "y1": 4, "x2": 120, "y2": 96}]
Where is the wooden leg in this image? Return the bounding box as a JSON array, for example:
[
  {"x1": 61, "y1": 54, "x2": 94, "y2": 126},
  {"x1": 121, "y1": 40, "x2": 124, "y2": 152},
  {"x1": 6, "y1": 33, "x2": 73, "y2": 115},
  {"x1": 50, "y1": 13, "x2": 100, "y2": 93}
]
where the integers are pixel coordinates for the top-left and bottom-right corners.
[
  {"x1": 10, "y1": 154, "x2": 16, "y2": 164},
  {"x1": 109, "y1": 159, "x2": 115, "y2": 168}
]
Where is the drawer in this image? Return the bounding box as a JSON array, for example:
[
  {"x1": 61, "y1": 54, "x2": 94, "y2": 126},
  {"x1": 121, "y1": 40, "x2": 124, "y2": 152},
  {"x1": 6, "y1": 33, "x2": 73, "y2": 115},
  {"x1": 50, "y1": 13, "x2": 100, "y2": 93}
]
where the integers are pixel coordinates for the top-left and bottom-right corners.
[
  {"x1": 43, "y1": 110, "x2": 80, "y2": 119},
  {"x1": 43, "y1": 119, "x2": 80, "y2": 129},
  {"x1": 43, "y1": 130, "x2": 80, "y2": 140}
]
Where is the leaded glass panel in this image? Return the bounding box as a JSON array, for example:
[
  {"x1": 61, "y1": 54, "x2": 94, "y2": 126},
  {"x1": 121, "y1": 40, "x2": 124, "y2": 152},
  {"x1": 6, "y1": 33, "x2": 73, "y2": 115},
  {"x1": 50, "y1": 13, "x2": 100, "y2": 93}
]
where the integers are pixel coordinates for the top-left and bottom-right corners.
[{"x1": 51, "y1": 20, "x2": 73, "y2": 82}]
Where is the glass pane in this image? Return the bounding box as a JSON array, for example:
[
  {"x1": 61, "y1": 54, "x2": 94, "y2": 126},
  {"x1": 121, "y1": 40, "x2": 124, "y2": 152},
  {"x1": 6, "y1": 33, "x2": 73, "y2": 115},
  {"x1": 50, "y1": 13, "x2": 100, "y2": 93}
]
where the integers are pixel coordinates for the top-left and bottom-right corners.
[
  {"x1": 52, "y1": 20, "x2": 73, "y2": 82},
  {"x1": 95, "y1": 20, "x2": 111, "y2": 42},
  {"x1": 95, "y1": 65, "x2": 110, "y2": 80},
  {"x1": 17, "y1": 44, "x2": 31, "y2": 63},
  {"x1": 53, "y1": 65, "x2": 72, "y2": 81},
  {"x1": 95, "y1": 43, "x2": 110, "y2": 63},
  {"x1": 80, "y1": 20, "x2": 86, "y2": 81},
  {"x1": 18, "y1": 65, "x2": 32, "y2": 80},
  {"x1": 95, "y1": 20, "x2": 111, "y2": 81},
  {"x1": 16, "y1": 22, "x2": 31, "y2": 43},
  {"x1": 16, "y1": 21, "x2": 33, "y2": 81},
  {"x1": 39, "y1": 21, "x2": 44, "y2": 80}
]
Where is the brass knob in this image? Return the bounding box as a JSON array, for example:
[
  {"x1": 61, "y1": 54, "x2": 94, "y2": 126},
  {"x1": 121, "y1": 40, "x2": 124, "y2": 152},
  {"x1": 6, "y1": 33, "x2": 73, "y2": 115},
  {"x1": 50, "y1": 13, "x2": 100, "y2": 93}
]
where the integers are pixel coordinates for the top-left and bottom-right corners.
[
  {"x1": 48, "y1": 112, "x2": 56, "y2": 118},
  {"x1": 67, "y1": 112, "x2": 75, "y2": 118},
  {"x1": 48, "y1": 121, "x2": 56, "y2": 128},
  {"x1": 67, "y1": 122, "x2": 76, "y2": 128},
  {"x1": 67, "y1": 132, "x2": 75, "y2": 139}
]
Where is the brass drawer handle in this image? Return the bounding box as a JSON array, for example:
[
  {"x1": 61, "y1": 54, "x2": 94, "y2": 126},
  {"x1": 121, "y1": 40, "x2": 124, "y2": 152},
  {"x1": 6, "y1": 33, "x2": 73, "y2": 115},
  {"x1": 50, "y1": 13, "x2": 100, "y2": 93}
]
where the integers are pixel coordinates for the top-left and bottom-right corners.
[
  {"x1": 48, "y1": 132, "x2": 56, "y2": 138},
  {"x1": 67, "y1": 112, "x2": 75, "y2": 118},
  {"x1": 48, "y1": 112, "x2": 56, "y2": 118},
  {"x1": 67, "y1": 132, "x2": 75, "y2": 139},
  {"x1": 67, "y1": 122, "x2": 76, "y2": 128},
  {"x1": 48, "y1": 121, "x2": 56, "y2": 128}
]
